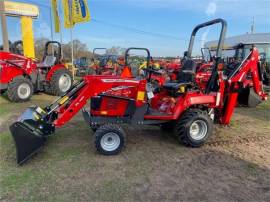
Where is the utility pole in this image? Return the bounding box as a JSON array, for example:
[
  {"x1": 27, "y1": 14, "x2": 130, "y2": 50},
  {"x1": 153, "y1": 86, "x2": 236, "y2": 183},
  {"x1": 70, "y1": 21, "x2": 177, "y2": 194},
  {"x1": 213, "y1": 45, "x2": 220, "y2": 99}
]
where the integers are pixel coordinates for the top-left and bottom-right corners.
[
  {"x1": 49, "y1": 1, "x2": 54, "y2": 53},
  {"x1": 69, "y1": 2, "x2": 74, "y2": 65},
  {"x1": 0, "y1": 0, "x2": 9, "y2": 51}
]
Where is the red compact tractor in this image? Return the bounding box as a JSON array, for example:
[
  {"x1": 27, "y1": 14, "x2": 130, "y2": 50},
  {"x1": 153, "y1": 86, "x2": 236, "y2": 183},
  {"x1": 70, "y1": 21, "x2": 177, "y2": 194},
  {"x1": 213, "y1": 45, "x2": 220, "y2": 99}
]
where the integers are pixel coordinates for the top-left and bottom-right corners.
[
  {"x1": 9, "y1": 19, "x2": 267, "y2": 165},
  {"x1": 122, "y1": 48, "x2": 172, "y2": 86},
  {"x1": 0, "y1": 41, "x2": 73, "y2": 102},
  {"x1": 90, "y1": 48, "x2": 120, "y2": 75}
]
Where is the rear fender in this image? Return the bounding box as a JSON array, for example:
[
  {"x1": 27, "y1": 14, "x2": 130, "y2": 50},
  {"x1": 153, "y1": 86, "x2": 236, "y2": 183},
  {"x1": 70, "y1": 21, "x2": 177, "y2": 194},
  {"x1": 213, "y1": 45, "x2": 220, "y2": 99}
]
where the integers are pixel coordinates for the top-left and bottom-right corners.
[
  {"x1": 173, "y1": 93, "x2": 216, "y2": 120},
  {"x1": 45, "y1": 64, "x2": 67, "y2": 81}
]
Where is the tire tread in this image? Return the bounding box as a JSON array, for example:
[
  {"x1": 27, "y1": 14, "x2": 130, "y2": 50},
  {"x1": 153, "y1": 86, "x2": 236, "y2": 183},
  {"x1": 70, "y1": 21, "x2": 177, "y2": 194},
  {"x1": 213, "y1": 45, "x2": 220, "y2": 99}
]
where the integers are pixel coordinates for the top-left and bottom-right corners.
[
  {"x1": 7, "y1": 77, "x2": 33, "y2": 102},
  {"x1": 94, "y1": 124, "x2": 126, "y2": 155},
  {"x1": 175, "y1": 109, "x2": 212, "y2": 147}
]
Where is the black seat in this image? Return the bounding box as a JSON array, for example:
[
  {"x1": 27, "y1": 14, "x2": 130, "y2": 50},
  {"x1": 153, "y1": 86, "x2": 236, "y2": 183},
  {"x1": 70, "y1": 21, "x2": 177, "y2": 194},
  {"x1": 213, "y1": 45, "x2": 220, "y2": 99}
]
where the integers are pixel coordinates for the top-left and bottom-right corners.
[
  {"x1": 163, "y1": 82, "x2": 191, "y2": 91},
  {"x1": 163, "y1": 59, "x2": 197, "y2": 92},
  {"x1": 177, "y1": 59, "x2": 197, "y2": 83}
]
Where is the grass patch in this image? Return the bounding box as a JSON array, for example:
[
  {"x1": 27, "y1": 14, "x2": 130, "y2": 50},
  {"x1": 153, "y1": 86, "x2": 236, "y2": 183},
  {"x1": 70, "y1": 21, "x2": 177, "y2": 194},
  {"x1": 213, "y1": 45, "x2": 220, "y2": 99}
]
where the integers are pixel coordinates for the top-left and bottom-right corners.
[
  {"x1": 0, "y1": 132, "x2": 12, "y2": 146},
  {"x1": 229, "y1": 119, "x2": 240, "y2": 128},
  {"x1": 0, "y1": 106, "x2": 11, "y2": 116},
  {"x1": 257, "y1": 99, "x2": 270, "y2": 110},
  {"x1": 245, "y1": 162, "x2": 259, "y2": 177}
]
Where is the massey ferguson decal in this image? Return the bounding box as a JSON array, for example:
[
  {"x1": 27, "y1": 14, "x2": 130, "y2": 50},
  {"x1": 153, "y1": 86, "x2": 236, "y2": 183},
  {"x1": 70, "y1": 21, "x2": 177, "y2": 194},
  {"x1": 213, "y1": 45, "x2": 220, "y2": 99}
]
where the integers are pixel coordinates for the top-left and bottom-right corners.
[{"x1": 101, "y1": 79, "x2": 139, "y2": 83}]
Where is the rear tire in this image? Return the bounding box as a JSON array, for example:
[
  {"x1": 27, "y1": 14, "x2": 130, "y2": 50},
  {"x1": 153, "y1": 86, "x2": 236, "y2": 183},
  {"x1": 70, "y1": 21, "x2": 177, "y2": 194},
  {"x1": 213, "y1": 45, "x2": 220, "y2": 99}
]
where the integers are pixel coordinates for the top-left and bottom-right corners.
[
  {"x1": 175, "y1": 109, "x2": 213, "y2": 147},
  {"x1": 94, "y1": 124, "x2": 126, "y2": 155},
  {"x1": 7, "y1": 77, "x2": 33, "y2": 102},
  {"x1": 47, "y1": 68, "x2": 73, "y2": 96}
]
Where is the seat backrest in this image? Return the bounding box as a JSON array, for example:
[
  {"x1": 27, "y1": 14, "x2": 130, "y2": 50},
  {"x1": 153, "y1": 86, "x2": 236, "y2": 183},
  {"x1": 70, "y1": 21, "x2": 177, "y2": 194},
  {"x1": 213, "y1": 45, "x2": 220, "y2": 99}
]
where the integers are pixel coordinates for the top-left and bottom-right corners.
[
  {"x1": 176, "y1": 59, "x2": 197, "y2": 83},
  {"x1": 181, "y1": 59, "x2": 197, "y2": 73},
  {"x1": 43, "y1": 55, "x2": 56, "y2": 67}
]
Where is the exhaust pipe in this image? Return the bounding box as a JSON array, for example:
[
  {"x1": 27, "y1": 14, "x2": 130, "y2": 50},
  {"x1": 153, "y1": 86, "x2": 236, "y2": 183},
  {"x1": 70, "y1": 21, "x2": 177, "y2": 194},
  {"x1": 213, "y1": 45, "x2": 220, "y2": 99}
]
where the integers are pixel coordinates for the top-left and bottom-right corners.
[{"x1": 9, "y1": 107, "x2": 55, "y2": 165}]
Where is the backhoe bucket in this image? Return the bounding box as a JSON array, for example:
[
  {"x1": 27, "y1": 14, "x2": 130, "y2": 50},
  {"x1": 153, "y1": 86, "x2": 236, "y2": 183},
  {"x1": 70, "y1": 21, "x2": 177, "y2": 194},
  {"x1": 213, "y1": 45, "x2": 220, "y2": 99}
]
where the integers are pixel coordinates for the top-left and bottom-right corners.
[
  {"x1": 9, "y1": 107, "x2": 54, "y2": 165},
  {"x1": 238, "y1": 88, "x2": 262, "y2": 107}
]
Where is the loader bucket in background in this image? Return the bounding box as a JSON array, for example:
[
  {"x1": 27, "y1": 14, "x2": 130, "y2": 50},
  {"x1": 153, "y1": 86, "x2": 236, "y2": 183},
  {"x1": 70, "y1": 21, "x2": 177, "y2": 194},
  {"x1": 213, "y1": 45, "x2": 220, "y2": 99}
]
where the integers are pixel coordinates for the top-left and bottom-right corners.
[{"x1": 9, "y1": 107, "x2": 54, "y2": 165}]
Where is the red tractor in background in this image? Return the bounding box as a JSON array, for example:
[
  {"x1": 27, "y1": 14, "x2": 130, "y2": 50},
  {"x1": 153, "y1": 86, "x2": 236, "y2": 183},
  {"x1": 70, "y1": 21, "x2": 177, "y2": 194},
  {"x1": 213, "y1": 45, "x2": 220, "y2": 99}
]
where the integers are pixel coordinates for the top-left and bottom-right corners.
[
  {"x1": 9, "y1": 19, "x2": 267, "y2": 165},
  {"x1": 0, "y1": 41, "x2": 73, "y2": 102},
  {"x1": 163, "y1": 58, "x2": 181, "y2": 80},
  {"x1": 148, "y1": 48, "x2": 214, "y2": 89},
  {"x1": 90, "y1": 48, "x2": 120, "y2": 75},
  {"x1": 194, "y1": 48, "x2": 214, "y2": 90},
  {"x1": 122, "y1": 48, "x2": 176, "y2": 86},
  {"x1": 0, "y1": 40, "x2": 23, "y2": 55}
]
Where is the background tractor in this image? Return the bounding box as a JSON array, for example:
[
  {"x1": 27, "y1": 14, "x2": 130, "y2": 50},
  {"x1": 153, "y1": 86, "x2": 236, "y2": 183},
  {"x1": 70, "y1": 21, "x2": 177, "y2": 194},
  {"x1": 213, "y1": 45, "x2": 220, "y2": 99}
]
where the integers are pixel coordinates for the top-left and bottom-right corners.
[
  {"x1": 0, "y1": 40, "x2": 24, "y2": 55},
  {"x1": 90, "y1": 48, "x2": 120, "y2": 75},
  {"x1": 0, "y1": 41, "x2": 73, "y2": 102}
]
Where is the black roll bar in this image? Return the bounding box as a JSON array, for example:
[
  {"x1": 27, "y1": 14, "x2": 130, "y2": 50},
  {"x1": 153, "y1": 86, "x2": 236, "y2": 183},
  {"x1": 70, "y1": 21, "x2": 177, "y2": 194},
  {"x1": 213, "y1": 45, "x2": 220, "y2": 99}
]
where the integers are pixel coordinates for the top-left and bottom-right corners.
[
  {"x1": 93, "y1": 48, "x2": 107, "y2": 56},
  {"x1": 187, "y1": 18, "x2": 227, "y2": 58},
  {"x1": 44, "y1": 41, "x2": 62, "y2": 62},
  {"x1": 124, "y1": 47, "x2": 151, "y2": 67}
]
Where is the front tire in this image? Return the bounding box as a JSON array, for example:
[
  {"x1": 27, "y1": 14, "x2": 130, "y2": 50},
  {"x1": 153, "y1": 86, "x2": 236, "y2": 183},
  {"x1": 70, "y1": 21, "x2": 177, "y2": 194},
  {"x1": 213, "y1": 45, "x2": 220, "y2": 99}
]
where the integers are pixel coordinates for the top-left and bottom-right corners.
[
  {"x1": 7, "y1": 77, "x2": 33, "y2": 102},
  {"x1": 90, "y1": 124, "x2": 100, "y2": 132},
  {"x1": 94, "y1": 124, "x2": 126, "y2": 155},
  {"x1": 175, "y1": 109, "x2": 213, "y2": 147}
]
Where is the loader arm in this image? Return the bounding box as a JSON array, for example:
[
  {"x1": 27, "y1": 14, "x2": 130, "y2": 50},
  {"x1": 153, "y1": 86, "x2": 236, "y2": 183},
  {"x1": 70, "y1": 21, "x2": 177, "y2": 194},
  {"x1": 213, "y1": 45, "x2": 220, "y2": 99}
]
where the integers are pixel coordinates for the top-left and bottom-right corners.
[
  {"x1": 46, "y1": 76, "x2": 143, "y2": 127},
  {"x1": 10, "y1": 75, "x2": 144, "y2": 164}
]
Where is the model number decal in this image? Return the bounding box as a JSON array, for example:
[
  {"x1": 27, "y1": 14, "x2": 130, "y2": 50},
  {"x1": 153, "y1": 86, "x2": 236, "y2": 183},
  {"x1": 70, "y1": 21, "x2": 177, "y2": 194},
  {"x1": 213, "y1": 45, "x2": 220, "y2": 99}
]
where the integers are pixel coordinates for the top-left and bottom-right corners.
[{"x1": 101, "y1": 79, "x2": 139, "y2": 83}]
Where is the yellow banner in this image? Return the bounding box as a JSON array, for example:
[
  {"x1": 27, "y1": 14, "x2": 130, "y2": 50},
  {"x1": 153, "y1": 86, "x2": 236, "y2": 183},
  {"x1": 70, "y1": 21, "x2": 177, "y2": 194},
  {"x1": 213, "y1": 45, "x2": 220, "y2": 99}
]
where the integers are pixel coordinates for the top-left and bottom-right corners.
[
  {"x1": 62, "y1": 0, "x2": 90, "y2": 29},
  {"x1": 72, "y1": 0, "x2": 91, "y2": 24},
  {"x1": 52, "y1": 0, "x2": 60, "y2": 33},
  {"x1": 62, "y1": 0, "x2": 73, "y2": 28}
]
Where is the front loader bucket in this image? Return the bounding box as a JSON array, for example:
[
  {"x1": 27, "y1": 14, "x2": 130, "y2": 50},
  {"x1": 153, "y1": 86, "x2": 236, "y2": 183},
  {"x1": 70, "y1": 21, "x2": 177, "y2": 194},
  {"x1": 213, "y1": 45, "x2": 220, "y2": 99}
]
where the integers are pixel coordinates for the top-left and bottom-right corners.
[
  {"x1": 9, "y1": 107, "x2": 54, "y2": 165},
  {"x1": 10, "y1": 122, "x2": 46, "y2": 165}
]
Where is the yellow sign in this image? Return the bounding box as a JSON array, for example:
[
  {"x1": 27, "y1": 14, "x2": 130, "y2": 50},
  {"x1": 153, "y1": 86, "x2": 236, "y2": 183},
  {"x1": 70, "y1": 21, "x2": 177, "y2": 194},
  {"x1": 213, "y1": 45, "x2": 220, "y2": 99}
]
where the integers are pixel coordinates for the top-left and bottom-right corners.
[{"x1": 4, "y1": 1, "x2": 39, "y2": 18}]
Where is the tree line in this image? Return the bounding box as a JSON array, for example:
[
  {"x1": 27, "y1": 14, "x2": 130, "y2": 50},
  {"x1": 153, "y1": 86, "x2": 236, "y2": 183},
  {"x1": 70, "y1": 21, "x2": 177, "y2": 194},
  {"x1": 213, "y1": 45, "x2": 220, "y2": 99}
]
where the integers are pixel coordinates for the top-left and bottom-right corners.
[{"x1": 34, "y1": 38, "x2": 125, "y2": 62}]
